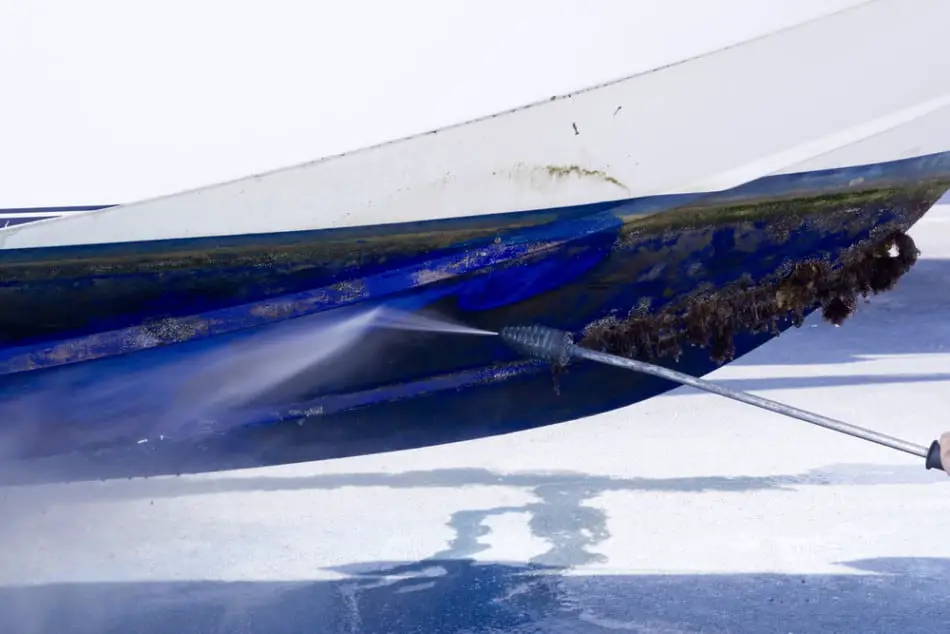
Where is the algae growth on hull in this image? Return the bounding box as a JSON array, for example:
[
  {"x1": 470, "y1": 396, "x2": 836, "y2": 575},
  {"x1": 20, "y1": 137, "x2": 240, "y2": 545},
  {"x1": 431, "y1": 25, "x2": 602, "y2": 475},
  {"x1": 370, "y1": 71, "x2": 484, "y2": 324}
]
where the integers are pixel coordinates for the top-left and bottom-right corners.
[
  {"x1": 580, "y1": 180, "x2": 950, "y2": 365},
  {"x1": 581, "y1": 228, "x2": 919, "y2": 364}
]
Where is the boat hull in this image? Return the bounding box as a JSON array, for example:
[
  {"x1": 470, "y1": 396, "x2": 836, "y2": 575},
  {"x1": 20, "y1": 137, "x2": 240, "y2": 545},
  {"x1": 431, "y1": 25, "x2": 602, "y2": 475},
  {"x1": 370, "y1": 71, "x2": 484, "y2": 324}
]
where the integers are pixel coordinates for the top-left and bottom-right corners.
[
  {"x1": 3, "y1": 0, "x2": 950, "y2": 482},
  {"x1": 1, "y1": 153, "x2": 948, "y2": 484}
]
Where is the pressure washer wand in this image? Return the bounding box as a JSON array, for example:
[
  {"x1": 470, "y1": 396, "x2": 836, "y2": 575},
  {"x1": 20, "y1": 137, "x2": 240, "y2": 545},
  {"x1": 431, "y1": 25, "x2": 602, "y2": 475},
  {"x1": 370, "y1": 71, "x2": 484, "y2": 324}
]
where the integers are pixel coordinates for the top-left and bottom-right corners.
[{"x1": 499, "y1": 324, "x2": 945, "y2": 471}]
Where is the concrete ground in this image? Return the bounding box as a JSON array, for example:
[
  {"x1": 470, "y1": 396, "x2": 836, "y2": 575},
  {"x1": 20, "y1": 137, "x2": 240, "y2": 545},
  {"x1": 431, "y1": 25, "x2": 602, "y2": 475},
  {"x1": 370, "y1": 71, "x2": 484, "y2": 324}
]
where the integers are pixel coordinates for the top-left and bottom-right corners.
[{"x1": 2, "y1": 203, "x2": 950, "y2": 633}]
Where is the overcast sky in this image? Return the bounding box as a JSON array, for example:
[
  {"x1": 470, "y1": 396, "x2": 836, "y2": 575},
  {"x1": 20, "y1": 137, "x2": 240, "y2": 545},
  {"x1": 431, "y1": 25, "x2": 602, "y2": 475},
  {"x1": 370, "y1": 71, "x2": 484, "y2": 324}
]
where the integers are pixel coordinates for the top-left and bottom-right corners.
[{"x1": 1, "y1": 0, "x2": 865, "y2": 207}]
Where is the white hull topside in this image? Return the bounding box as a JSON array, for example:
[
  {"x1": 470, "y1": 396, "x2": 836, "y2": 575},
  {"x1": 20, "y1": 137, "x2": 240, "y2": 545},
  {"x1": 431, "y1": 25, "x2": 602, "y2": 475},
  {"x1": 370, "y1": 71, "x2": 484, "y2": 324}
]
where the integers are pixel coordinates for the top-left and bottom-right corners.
[{"x1": 3, "y1": 0, "x2": 950, "y2": 250}]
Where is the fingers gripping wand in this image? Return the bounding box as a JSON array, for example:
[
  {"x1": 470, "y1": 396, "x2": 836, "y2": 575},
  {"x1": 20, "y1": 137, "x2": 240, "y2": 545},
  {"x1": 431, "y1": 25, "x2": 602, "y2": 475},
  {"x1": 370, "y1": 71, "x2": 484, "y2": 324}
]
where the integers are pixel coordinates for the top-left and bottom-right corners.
[{"x1": 499, "y1": 325, "x2": 949, "y2": 473}]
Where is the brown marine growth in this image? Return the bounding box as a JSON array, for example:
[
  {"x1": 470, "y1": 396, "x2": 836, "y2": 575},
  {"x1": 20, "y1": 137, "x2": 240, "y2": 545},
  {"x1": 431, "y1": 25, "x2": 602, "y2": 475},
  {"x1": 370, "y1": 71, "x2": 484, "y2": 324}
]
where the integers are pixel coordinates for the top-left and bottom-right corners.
[{"x1": 580, "y1": 229, "x2": 919, "y2": 365}]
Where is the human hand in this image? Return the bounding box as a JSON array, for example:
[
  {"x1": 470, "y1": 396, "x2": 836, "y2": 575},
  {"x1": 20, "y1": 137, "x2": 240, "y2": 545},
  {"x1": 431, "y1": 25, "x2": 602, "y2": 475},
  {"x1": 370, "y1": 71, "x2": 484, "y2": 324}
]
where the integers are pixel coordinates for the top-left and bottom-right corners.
[{"x1": 941, "y1": 432, "x2": 950, "y2": 476}]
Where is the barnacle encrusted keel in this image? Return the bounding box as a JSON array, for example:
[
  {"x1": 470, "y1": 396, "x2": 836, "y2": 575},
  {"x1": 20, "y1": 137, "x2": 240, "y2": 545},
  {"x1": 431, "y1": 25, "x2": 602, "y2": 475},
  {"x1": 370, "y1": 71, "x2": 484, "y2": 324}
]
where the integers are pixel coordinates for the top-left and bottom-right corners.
[{"x1": 580, "y1": 228, "x2": 920, "y2": 365}]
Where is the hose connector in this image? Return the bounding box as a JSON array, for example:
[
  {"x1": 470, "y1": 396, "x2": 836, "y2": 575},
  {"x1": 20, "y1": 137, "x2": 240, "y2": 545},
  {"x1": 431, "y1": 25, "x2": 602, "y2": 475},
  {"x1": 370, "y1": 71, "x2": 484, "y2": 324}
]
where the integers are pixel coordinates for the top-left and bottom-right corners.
[
  {"x1": 926, "y1": 440, "x2": 944, "y2": 471},
  {"x1": 499, "y1": 325, "x2": 575, "y2": 367}
]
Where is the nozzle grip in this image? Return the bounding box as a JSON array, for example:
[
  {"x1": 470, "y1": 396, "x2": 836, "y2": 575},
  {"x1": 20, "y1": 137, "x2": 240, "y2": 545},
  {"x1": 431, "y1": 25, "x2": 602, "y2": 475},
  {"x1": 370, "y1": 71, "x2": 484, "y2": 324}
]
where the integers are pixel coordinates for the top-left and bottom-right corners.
[{"x1": 925, "y1": 440, "x2": 944, "y2": 471}]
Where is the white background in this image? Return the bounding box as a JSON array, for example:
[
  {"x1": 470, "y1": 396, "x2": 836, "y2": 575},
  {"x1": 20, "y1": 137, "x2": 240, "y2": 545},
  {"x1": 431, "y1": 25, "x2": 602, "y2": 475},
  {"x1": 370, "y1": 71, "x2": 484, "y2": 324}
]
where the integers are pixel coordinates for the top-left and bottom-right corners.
[{"x1": 1, "y1": 0, "x2": 864, "y2": 206}]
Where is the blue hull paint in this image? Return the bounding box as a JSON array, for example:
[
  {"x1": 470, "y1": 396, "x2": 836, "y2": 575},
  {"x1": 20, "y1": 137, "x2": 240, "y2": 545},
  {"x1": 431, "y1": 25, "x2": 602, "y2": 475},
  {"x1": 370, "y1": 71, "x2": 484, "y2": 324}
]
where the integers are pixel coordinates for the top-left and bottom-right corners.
[{"x1": 2, "y1": 153, "x2": 950, "y2": 483}]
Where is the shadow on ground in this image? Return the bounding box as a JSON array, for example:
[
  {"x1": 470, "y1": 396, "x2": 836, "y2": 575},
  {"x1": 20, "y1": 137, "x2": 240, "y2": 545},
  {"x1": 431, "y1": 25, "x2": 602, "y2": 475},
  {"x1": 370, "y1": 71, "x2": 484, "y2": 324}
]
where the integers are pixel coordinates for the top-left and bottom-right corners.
[
  {"x1": 5, "y1": 463, "x2": 940, "y2": 512},
  {"x1": 1, "y1": 556, "x2": 947, "y2": 634}
]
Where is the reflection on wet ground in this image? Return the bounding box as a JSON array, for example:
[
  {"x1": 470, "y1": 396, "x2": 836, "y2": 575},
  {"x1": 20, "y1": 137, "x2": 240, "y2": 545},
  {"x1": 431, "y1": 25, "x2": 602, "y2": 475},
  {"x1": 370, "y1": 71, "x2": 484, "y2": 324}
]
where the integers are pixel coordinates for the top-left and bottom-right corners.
[{"x1": 2, "y1": 557, "x2": 949, "y2": 633}]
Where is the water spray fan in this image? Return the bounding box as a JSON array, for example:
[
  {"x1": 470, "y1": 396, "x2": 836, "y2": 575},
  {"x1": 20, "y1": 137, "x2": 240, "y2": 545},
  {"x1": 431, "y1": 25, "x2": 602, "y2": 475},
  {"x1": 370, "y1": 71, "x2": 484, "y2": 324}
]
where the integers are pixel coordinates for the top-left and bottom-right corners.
[{"x1": 498, "y1": 324, "x2": 946, "y2": 473}]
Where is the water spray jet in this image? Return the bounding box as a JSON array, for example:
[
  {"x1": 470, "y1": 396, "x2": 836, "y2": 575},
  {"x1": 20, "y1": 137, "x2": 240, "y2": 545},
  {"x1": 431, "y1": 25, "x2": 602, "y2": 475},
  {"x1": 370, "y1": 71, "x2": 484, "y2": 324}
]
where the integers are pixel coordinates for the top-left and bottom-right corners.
[{"x1": 370, "y1": 307, "x2": 498, "y2": 337}]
